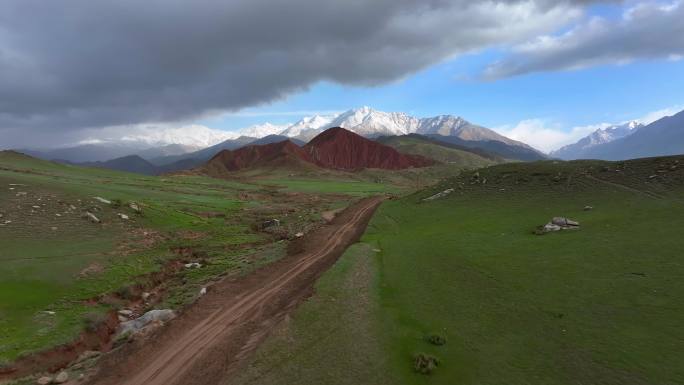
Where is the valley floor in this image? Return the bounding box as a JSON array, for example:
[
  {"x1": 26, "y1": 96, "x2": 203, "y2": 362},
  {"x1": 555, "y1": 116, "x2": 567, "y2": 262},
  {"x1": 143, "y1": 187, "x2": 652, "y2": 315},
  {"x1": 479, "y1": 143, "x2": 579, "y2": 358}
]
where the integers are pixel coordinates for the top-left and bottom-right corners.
[{"x1": 235, "y1": 156, "x2": 684, "y2": 385}]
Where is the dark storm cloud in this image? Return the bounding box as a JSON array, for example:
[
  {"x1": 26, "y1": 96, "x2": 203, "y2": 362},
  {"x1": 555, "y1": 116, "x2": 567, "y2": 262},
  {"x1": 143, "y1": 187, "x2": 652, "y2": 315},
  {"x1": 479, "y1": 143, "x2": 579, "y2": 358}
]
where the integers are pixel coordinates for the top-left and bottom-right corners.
[
  {"x1": 0, "y1": 0, "x2": 596, "y2": 140},
  {"x1": 484, "y1": 1, "x2": 684, "y2": 79}
]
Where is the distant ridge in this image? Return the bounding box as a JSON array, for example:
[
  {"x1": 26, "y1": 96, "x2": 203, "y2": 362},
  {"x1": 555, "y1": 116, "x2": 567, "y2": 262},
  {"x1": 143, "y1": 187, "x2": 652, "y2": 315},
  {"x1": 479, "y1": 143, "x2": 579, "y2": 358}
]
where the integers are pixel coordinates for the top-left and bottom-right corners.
[
  {"x1": 577, "y1": 110, "x2": 684, "y2": 160},
  {"x1": 551, "y1": 121, "x2": 642, "y2": 160}
]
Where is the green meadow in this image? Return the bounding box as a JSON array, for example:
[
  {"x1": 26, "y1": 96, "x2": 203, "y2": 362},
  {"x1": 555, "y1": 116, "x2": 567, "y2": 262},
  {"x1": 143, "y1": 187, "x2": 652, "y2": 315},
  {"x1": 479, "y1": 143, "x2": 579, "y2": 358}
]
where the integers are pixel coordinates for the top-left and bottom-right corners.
[{"x1": 239, "y1": 156, "x2": 684, "y2": 385}]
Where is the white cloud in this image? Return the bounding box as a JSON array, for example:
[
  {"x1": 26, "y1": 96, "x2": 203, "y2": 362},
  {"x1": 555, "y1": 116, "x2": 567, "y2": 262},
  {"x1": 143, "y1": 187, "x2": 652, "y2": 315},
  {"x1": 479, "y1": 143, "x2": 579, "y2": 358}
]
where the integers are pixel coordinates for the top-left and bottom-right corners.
[
  {"x1": 637, "y1": 105, "x2": 684, "y2": 125},
  {"x1": 485, "y1": 1, "x2": 684, "y2": 78},
  {"x1": 495, "y1": 119, "x2": 597, "y2": 153}
]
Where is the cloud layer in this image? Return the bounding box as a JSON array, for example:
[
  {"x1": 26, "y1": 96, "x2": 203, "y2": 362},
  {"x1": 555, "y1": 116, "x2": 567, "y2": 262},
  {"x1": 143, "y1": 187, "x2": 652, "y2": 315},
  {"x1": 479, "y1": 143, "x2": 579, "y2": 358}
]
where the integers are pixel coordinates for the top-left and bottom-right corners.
[
  {"x1": 485, "y1": 1, "x2": 684, "y2": 78},
  {"x1": 0, "y1": 0, "x2": 584, "y2": 137}
]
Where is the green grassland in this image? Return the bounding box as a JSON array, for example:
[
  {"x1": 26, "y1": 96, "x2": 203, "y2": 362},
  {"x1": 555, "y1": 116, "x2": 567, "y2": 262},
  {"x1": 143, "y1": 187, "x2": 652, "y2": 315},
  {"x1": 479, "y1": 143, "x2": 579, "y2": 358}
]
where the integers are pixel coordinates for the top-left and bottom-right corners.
[
  {"x1": 0, "y1": 151, "x2": 376, "y2": 365},
  {"x1": 378, "y1": 135, "x2": 499, "y2": 168},
  {"x1": 238, "y1": 156, "x2": 684, "y2": 385}
]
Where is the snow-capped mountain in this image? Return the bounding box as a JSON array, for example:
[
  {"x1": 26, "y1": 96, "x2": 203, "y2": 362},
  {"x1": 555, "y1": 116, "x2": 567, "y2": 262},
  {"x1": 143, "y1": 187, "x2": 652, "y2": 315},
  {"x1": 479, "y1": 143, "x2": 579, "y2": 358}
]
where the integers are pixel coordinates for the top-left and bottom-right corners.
[
  {"x1": 238, "y1": 123, "x2": 289, "y2": 139},
  {"x1": 551, "y1": 121, "x2": 642, "y2": 160},
  {"x1": 118, "y1": 124, "x2": 240, "y2": 148},
  {"x1": 328, "y1": 106, "x2": 419, "y2": 137},
  {"x1": 275, "y1": 107, "x2": 531, "y2": 149},
  {"x1": 279, "y1": 115, "x2": 335, "y2": 140}
]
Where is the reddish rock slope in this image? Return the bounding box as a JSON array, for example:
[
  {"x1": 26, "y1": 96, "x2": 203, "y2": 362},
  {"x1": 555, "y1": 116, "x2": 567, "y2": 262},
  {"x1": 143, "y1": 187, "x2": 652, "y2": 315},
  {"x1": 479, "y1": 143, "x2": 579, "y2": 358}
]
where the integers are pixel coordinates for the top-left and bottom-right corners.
[
  {"x1": 202, "y1": 128, "x2": 434, "y2": 174},
  {"x1": 204, "y1": 140, "x2": 315, "y2": 175},
  {"x1": 304, "y1": 127, "x2": 434, "y2": 170}
]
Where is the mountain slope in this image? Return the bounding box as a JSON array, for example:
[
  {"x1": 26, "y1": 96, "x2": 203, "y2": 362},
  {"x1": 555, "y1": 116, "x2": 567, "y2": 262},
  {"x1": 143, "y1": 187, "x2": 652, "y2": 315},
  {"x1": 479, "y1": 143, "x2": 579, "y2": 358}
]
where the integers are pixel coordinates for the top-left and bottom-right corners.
[
  {"x1": 304, "y1": 127, "x2": 434, "y2": 170},
  {"x1": 376, "y1": 134, "x2": 500, "y2": 167},
  {"x1": 581, "y1": 110, "x2": 684, "y2": 160},
  {"x1": 424, "y1": 134, "x2": 546, "y2": 161},
  {"x1": 204, "y1": 140, "x2": 316, "y2": 176},
  {"x1": 551, "y1": 121, "x2": 642, "y2": 160},
  {"x1": 78, "y1": 155, "x2": 160, "y2": 175}
]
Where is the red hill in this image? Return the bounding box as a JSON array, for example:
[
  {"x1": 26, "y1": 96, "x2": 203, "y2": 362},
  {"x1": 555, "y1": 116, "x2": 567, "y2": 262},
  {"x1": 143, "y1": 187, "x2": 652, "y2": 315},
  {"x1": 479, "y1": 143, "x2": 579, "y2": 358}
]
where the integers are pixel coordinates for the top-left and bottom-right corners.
[
  {"x1": 202, "y1": 128, "x2": 434, "y2": 175},
  {"x1": 304, "y1": 127, "x2": 435, "y2": 170},
  {"x1": 204, "y1": 140, "x2": 315, "y2": 175}
]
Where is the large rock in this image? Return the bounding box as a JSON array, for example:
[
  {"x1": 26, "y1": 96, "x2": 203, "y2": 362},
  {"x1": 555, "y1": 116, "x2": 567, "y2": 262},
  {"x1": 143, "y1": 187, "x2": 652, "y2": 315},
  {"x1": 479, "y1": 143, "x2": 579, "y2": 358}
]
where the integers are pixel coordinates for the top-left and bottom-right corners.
[
  {"x1": 551, "y1": 217, "x2": 579, "y2": 227},
  {"x1": 117, "y1": 309, "x2": 176, "y2": 336},
  {"x1": 543, "y1": 223, "x2": 562, "y2": 232},
  {"x1": 85, "y1": 212, "x2": 100, "y2": 223},
  {"x1": 54, "y1": 371, "x2": 69, "y2": 383}
]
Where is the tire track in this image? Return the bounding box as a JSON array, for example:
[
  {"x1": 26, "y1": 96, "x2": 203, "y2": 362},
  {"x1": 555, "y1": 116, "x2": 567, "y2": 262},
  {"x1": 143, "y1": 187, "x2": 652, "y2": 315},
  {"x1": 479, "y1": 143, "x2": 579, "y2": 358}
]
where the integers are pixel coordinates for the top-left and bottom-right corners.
[{"x1": 89, "y1": 196, "x2": 383, "y2": 385}]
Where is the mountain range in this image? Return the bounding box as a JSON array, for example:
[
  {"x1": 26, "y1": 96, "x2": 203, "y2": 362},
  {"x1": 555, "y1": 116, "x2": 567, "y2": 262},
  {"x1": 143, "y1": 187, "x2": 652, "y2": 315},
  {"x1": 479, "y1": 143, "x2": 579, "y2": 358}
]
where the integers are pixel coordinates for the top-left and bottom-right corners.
[
  {"x1": 551, "y1": 121, "x2": 642, "y2": 160},
  {"x1": 17, "y1": 107, "x2": 542, "y2": 164},
  {"x1": 551, "y1": 110, "x2": 684, "y2": 160}
]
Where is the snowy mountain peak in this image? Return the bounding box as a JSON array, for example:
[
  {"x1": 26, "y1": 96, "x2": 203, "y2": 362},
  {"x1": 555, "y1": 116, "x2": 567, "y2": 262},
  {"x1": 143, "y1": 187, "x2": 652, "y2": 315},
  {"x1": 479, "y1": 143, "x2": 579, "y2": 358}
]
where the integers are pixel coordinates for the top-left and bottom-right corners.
[
  {"x1": 551, "y1": 120, "x2": 644, "y2": 160},
  {"x1": 238, "y1": 122, "x2": 288, "y2": 138}
]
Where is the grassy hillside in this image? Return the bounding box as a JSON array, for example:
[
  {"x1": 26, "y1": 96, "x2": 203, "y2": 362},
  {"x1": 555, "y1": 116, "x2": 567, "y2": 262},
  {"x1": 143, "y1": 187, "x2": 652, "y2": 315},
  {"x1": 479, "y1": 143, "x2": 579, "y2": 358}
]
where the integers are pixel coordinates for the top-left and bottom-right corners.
[
  {"x1": 378, "y1": 135, "x2": 498, "y2": 168},
  {"x1": 0, "y1": 151, "x2": 383, "y2": 366},
  {"x1": 237, "y1": 155, "x2": 684, "y2": 385}
]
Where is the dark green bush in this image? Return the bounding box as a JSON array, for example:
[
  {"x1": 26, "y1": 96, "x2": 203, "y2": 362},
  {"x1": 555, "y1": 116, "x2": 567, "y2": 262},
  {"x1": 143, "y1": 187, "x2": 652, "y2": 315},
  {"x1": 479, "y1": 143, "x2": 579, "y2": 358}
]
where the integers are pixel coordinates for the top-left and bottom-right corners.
[
  {"x1": 426, "y1": 333, "x2": 447, "y2": 346},
  {"x1": 413, "y1": 353, "x2": 440, "y2": 375}
]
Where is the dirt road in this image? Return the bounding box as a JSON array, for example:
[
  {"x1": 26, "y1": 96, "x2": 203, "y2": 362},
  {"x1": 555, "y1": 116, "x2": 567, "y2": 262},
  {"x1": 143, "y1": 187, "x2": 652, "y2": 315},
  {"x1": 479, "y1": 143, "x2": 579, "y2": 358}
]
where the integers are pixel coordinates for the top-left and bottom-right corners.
[{"x1": 88, "y1": 196, "x2": 383, "y2": 385}]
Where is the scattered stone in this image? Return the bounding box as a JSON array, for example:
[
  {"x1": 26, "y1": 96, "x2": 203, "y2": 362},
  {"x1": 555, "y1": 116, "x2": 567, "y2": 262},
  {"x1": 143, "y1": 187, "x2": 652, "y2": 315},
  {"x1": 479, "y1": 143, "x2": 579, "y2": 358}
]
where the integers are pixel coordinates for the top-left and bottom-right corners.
[
  {"x1": 0, "y1": 213, "x2": 3, "y2": 218},
  {"x1": 649, "y1": 174, "x2": 657, "y2": 179},
  {"x1": 538, "y1": 216, "x2": 580, "y2": 235},
  {"x1": 51, "y1": 227, "x2": 58, "y2": 231},
  {"x1": 199, "y1": 287, "x2": 207, "y2": 296},
  {"x1": 54, "y1": 370, "x2": 69, "y2": 383},
  {"x1": 36, "y1": 376, "x2": 52, "y2": 385},
  {"x1": 69, "y1": 205, "x2": 77, "y2": 211},
  {"x1": 32, "y1": 205, "x2": 41, "y2": 209},
  {"x1": 141, "y1": 292, "x2": 151, "y2": 301},
  {"x1": 84, "y1": 212, "x2": 100, "y2": 223},
  {"x1": 262, "y1": 219, "x2": 280, "y2": 228},
  {"x1": 184, "y1": 262, "x2": 202, "y2": 269},
  {"x1": 117, "y1": 213, "x2": 129, "y2": 220},
  {"x1": 543, "y1": 223, "x2": 562, "y2": 232},
  {"x1": 372, "y1": 249, "x2": 382, "y2": 253},
  {"x1": 76, "y1": 350, "x2": 101, "y2": 363},
  {"x1": 93, "y1": 197, "x2": 111, "y2": 204},
  {"x1": 117, "y1": 309, "x2": 176, "y2": 336},
  {"x1": 118, "y1": 309, "x2": 133, "y2": 317},
  {"x1": 118, "y1": 315, "x2": 128, "y2": 322},
  {"x1": 129, "y1": 202, "x2": 142, "y2": 213},
  {"x1": 55, "y1": 213, "x2": 61, "y2": 217},
  {"x1": 16, "y1": 191, "x2": 27, "y2": 196},
  {"x1": 551, "y1": 217, "x2": 579, "y2": 227},
  {"x1": 584, "y1": 206, "x2": 593, "y2": 211},
  {"x1": 294, "y1": 232, "x2": 304, "y2": 238},
  {"x1": 423, "y1": 188, "x2": 455, "y2": 201}
]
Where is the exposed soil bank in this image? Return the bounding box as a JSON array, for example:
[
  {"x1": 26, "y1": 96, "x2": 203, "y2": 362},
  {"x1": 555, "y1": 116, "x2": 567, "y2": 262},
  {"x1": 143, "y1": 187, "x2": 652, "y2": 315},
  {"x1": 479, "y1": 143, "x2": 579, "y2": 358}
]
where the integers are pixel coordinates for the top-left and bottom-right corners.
[{"x1": 86, "y1": 196, "x2": 384, "y2": 385}]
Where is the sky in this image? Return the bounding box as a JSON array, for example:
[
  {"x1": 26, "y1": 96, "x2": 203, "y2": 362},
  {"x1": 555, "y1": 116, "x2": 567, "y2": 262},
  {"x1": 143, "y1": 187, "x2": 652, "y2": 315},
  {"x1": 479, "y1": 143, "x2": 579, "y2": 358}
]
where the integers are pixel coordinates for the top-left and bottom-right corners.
[{"x1": 1, "y1": 0, "x2": 683, "y2": 152}]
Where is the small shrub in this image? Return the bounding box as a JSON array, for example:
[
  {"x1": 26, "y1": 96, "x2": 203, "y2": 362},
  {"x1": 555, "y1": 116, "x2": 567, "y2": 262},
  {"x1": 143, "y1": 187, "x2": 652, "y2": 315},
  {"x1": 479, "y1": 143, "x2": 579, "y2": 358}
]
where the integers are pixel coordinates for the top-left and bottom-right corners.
[
  {"x1": 413, "y1": 353, "x2": 440, "y2": 375},
  {"x1": 426, "y1": 333, "x2": 447, "y2": 346},
  {"x1": 83, "y1": 312, "x2": 108, "y2": 332},
  {"x1": 115, "y1": 286, "x2": 135, "y2": 300}
]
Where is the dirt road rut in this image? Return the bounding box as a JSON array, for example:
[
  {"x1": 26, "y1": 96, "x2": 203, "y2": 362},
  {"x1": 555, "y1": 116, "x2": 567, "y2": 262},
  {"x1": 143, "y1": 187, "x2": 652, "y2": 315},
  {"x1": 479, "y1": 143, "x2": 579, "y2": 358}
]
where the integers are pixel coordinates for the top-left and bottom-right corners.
[{"x1": 88, "y1": 196, "x2": 383, "y2": 385}]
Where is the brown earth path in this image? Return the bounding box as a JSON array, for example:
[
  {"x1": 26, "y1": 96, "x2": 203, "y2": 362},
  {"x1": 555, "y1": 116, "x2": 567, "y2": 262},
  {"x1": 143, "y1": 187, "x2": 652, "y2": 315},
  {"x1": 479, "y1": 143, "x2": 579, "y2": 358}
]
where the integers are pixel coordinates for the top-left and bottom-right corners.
[{"x1": 87, "y1": 196, "x2": 384, "y2": 385}]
